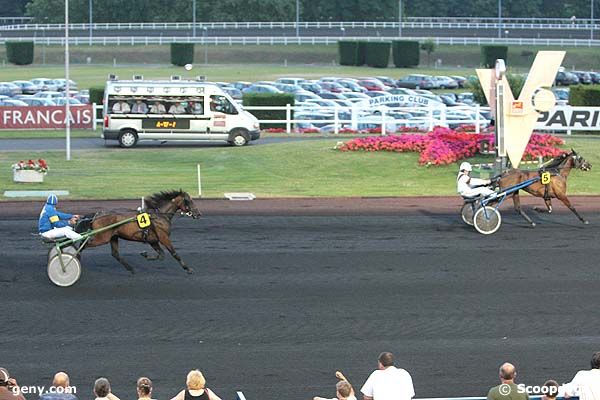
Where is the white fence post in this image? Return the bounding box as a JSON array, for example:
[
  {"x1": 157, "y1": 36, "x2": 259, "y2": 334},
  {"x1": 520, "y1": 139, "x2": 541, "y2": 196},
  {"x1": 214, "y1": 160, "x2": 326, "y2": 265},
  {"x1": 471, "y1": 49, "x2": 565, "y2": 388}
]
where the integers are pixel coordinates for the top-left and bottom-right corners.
[
  {"x1": 475, "y1": 104, "x2": 480, "y2": 134},
  {"x1": 381, "y1": 107, "x2": 386, "y2": 136},
  {"x1": 334, "y1": 107, "x2": 339, "y2": 134},
  {"x1": 286, "y1": 103, "x2": 291, "y2": 133},
  {"x1": 92, "y1": 102, "x2": 97, "y2": 130}
]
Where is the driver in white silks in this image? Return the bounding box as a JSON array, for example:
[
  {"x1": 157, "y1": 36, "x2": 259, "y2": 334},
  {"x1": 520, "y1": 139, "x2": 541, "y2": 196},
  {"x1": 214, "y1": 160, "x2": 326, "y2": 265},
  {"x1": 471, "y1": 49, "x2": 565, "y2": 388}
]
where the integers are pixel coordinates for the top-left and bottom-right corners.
[{"x1": 457, "y1": 162, "x2": 495, "y2": 198}]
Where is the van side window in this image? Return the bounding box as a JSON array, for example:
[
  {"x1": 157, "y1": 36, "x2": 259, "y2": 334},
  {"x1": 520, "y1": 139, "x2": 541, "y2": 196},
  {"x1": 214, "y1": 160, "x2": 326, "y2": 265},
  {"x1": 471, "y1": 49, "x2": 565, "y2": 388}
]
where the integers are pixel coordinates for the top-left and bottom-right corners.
[{"x1": 209, "y1": 95, "x2": 237, "y2": 115}]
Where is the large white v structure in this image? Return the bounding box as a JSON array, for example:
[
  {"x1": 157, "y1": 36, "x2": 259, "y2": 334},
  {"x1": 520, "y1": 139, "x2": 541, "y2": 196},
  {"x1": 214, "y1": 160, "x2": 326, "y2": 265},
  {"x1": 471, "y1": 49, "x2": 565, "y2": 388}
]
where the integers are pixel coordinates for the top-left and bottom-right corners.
[{"x1": 476, "y1": 51, "x2": 565, "y2": 167}]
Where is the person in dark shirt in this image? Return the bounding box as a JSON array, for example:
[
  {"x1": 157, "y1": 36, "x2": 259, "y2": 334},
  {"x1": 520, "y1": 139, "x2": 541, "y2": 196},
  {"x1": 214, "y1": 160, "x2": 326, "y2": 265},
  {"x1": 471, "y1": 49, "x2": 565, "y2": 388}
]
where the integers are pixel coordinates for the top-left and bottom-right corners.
[{"x1": 169, "y1": 370, "x2": 221, "y2": 400}]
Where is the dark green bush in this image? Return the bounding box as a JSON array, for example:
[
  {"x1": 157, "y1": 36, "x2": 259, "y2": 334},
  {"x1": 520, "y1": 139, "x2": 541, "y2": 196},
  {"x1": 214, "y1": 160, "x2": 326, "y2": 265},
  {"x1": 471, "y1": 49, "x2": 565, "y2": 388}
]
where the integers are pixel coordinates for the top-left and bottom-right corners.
[
  {"x1": 365, "y1": 42, "x2": 391, "y2": 68},
  {"x1": 338, "y1": 40, "x2": 359, "y2": 66},
  {"x1": 89, "y1": 86, "x2": 105, "y2": 119},
  {"x1": 170, "y1": 43, "x2": 194, "y2": 66},
  {"x1": 356, "y1": 41, "x2": 369, "y2": 66},
  {"x1": 481, "y1": 45, "x2": 508, "y2": 68},
  {"x1": 242, "y1": 93, "x2": 294, "y2": 129},
  {"x1": 392, "y1": 40, "x2": 419, "y2": 67},
  {"x1": 6, "y1": 41, "x2": 34, "y2": 65},
  {"x1": 569, "y1": 85, "x2": 600, "y2": 106}
]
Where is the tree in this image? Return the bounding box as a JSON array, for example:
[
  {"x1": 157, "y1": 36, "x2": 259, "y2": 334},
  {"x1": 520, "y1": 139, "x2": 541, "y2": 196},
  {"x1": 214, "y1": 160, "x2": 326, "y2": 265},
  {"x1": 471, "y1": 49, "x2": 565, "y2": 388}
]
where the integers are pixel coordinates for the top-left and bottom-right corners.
[{"x1": 420, "y1": 39, "x2": 436, "y2": 66}]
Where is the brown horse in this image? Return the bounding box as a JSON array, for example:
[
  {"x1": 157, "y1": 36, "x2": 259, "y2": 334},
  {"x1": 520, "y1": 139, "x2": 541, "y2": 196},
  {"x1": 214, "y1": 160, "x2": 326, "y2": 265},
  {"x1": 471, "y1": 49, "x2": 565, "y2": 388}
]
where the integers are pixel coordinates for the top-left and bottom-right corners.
[
  {"x1": 497, "y1": 150, "x2": 592, "y2": 227},
  {"x1": 83, "y1": 190, "x2": 201, "y2": 274}
]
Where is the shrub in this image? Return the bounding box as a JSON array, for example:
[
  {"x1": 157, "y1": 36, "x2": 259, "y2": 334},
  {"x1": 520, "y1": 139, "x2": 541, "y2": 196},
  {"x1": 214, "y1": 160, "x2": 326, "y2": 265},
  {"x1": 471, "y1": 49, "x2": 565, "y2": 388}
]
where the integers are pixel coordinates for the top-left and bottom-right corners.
[
  {"x1": 392, "y1": 40, "x2": 419, "y2": 67},
  {"x1": 338, "y1": 40, "x2": 359, "y2": 66},
  {"x1": 243, "y1": 93, "x2": 294, "y2": 129},
  {"x1": 569, "y1": 85, "x2": 600, "y2": 106},
  {"x1": 365, "y1": 41, "x2": 391, "y2": 68},
  {"x1": 480, "y1": 45, "x2": 508, "y2": 68},
  {"x1": 356, "y1": 41, "x2": 369, "y2": 66},
  {"x1": 170, "y1": 43, "x2": 194, "y2": 66},
  {"x1": 89, "y1": 86, "x2": 105, "y2": 119},
  {"x1": 6, "y1": 41, "x2": 34, "y2": 65}
]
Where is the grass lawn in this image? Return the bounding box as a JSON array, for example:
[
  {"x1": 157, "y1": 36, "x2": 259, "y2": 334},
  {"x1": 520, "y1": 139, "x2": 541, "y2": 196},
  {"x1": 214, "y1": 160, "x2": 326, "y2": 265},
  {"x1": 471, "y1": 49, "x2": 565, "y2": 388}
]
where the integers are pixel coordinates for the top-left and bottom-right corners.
[
  {"x1": 0, "y1": 129, "x2": 97, "y2": 139},
  {"x1": 1, "y1": 137, "x2": 597, "y2": 199}
]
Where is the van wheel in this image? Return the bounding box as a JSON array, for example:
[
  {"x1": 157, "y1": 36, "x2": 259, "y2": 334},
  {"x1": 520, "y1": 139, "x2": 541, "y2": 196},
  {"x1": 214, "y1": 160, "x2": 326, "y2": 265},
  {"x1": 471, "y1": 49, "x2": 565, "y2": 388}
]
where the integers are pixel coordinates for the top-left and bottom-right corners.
[
  {"x1": 119, "y1": 130, "x2": 138, "y2": 148},
  {"x1": 229, "y1": 130, "x2": 249, "y2": 146}
]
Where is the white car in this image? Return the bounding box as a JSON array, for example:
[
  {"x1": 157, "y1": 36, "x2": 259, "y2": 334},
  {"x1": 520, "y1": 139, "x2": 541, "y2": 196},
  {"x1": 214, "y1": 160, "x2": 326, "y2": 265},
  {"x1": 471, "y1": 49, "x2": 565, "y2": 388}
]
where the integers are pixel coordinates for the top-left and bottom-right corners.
[{"x1": 30, "y1": 78, "x2": 60, "y2": 91}]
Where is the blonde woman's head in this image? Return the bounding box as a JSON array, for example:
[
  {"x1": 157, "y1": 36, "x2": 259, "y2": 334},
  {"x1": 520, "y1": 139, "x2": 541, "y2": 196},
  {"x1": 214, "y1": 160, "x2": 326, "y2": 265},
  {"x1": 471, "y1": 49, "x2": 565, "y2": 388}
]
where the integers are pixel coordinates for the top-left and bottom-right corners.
[{"x1": 186, "y1": 370, "x2": 206, "y2": 390}]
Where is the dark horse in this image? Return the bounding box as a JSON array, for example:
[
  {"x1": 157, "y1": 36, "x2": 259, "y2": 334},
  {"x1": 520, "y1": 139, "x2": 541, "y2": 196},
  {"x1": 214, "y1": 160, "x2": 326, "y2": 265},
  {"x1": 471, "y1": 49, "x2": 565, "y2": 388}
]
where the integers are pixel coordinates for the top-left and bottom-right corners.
[
  {"x1": 83, "y1": 190, "x2": 201, "y2": 274},
  {"x1": 497, "y1": 150, "x2": 592, "y2": 227}
]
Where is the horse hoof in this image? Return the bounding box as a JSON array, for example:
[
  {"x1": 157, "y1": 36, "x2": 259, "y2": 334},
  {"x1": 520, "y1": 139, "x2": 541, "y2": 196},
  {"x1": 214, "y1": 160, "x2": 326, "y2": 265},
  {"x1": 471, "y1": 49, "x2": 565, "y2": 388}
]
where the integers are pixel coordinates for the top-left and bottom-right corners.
[
  {"x1": 186, "y1": 268, "x2": 194, "y2": 274},
  {"x1": 530, "y1": 222, "x2": 537, "y2": 228},
  {"x1": 584, "y1": 220, "x2": 590, "y2": 225}
]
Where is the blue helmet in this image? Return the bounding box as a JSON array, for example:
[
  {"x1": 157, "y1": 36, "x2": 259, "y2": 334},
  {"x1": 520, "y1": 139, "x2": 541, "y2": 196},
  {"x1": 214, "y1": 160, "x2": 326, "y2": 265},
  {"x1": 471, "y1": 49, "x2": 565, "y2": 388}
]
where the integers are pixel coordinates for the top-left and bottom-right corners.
[{"x1": 46, "y1": 194, "x2": 58, "y2": 205}]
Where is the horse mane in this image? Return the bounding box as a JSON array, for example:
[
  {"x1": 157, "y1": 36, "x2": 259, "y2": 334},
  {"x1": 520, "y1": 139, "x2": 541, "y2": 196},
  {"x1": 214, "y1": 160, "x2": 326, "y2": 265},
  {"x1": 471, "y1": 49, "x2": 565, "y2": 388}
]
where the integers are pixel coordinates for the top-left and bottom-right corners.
[
  {"x1": 144, "y1": 189, "x2": 185, "y2": 209},
  {"x1": 540, "y1": 151, "x2": 570, "y2": 170}
]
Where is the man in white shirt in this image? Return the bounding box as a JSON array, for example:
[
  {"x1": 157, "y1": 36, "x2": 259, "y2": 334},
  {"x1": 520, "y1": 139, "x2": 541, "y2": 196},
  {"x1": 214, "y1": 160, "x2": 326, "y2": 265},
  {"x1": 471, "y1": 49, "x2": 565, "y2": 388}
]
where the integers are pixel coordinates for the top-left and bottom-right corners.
[
  {"x1": 564, "y1": 351, "x2": 600, "y2": 400},
  {"x1": 360, "y1": 352, "x2": 415, "y2": 400},
  {"x1": 457, "y1": 161, "x2": 494, "y2": 198},
  {"x1": 111, "y1": 100, "x2": 130, "y2": 114}
]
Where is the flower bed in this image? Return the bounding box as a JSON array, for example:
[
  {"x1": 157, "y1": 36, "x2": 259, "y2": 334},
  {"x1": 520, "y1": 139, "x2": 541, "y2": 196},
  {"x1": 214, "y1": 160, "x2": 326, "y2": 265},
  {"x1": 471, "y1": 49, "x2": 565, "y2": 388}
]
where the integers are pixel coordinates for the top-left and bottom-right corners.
[
  {"x1": 11, "y1": 159, "x2": 49, "y2": 183},
  {"x1": 337, "y1": 128, "x2": 565, "y2": 166}
]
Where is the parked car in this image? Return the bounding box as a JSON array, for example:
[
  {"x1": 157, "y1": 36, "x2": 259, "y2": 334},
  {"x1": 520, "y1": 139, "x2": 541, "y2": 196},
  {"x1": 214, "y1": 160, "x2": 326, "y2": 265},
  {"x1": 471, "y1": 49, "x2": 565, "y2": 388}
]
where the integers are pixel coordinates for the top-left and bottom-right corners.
[
  {"x1": 294, "y1": 90, "x2": 321, "y2": 102},
  {"x1": 552, "y1": 88, "x2": 570, "y2": 106},
  {"x1": 432, "y1": 76, "x2": 459, "y2": 89},
  {"x1": 299, "y1": 81, "x2": 324, "y2": 94},
  {"x1": 343, "y1": 92, "x2": 370, "y2": 101},
  {"x1": 396, "y1": 74, "x2": 437, "y2": 89},
  {"x1": 242, "y1": 84, "x2": 282, "y2": 94},
  {"x1": 389, "y1": 88, "x2": 417, "y2": 96},
  {"x1": 274, "y1": 83, "x2": 304, "y2": 93},
  {"x1": 374, "y1": 76, "x2": 398, "y2": 88},
  {"x1": 19, "y1": 97, "x2": 57, "y2": 106},
  {"x1": 573, "y1": 71, "x2": 592, "y2": 84},
  {"x1": 319, "y1": 92, "x2": 348, "y2": 100},
  {"x1": 555, "y1": 71, "x2": 580, "y2": 86},
  {"x1": 13, "y1": 80, "x2": 40, "y2": 95},
  {"x1": 450, "y1": 75, "x2": 467, "y2": 88},
  {"x1": 231, "y1": 81, "x2": 252, "y2": 91},
  {"x1": 276, "y1": 77, "x2": 306, "y2": 85},
  {"x1": 51, "y1": 79, "x2": 78, "y2": 91},
  {"x1": 363, "y1": 91, "x2": 389, "y2": 98},
  {"x1": 337, "y1": 79, "x2": 367, "y2": 93},
  {"x1": 0, "y1": 99, "x2": 28, "y2": 106},
  {"x1": 456, "y1": 92, "x2": 477, "y2": 105},
  {"x1": 55, "y1": 97, "x2": 83, "y2": 106},
  {"x1": 318, "y1": 81, "x2": 349, "y2": 93},
  {"x1": 0, "y1": 82, "x2": 21, "y2": 97},
  {"x1": 34, "y1": 91, "x2": 64, "y2": 100},
  {"x1": 357, "y1": 79, "x2": 389, "y2": 91},
  {"x1": 30, "y1": 78, "x2": 60, "y2": 91},
  {"x1": 589, "y1": 72, "x2": 600, "y2": 84}
]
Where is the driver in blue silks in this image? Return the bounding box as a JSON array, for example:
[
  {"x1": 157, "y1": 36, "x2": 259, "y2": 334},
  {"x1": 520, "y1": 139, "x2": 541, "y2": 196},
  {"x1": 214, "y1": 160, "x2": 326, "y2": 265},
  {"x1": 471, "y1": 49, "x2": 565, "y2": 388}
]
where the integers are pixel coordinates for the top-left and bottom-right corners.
[{"x1": 38, "y1": 194, "x2": 83, "y2": 241}]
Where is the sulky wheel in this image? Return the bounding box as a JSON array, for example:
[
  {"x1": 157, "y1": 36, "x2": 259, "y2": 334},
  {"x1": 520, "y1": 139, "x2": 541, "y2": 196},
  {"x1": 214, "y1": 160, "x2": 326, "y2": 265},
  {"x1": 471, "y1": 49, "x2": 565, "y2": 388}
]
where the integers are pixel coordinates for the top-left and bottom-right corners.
[
  {"x1": 48, "y1": 245, "x2": 79, "y2": 261},
  {"x1": 460, "y1": 203, "x2": 476, "y2": 226},
  {"x1": 474, "y1": 206, "x2": 502, "y2": 235},
  {"x1": 47, "y1": 254, "x2": 82, "y2": 287}
]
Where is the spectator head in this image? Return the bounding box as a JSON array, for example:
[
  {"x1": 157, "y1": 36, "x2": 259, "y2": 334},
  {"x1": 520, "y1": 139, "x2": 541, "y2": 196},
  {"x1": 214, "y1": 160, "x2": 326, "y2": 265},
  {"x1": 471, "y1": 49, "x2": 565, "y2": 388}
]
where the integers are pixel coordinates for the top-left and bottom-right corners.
[
  {"x1": 542, "y1": 380, "x2": 559, "y2": 400},
  {"x1": 53, "y1": 372, "x2": 70, "y2": 388},
  {"x1": 378, "y1": 352, "x2": 394, "y2": 369},
  {"x1": 94, "y1": 378, "x2": 111, "y2": 398},
  {"x1": 0, "y1": 368, "x2": 9, "y2": 386},
  {"x1": 336, "y1": 381, "x2": 352, "y2": 399},
  {"x1": 137, "y1": 377, "x2": 153, "y2": 397},
  {"x1": 591, "y1": 352, "x2": 600, "y2": 369},
  {"x1": 499, "y1": 363, "x2": 516, "y2": 382},
  {"x1": 186, "y1": 370, "x2": 206, "y2": 390}
]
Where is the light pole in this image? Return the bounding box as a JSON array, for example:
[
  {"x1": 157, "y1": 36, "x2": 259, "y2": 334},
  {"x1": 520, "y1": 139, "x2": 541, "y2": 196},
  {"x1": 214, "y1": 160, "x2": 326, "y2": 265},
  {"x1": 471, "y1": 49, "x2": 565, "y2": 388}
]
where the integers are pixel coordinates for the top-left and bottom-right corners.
[
  {"x1": 398, "y1": 0, "x2": 402, "y2": 37},
  {"x1": 591, "y1": 0, "x2": 595, "y2": 40},
  {"x1": 88, "y1": 0, "x2": 92, "y2": 45},
  {"x1": 65, "y1": 0, "x2": 71, "y2": 161},
  {"x1": 295, "y1": 0, "x2": 300, "y2": 37},
  {"x1": 203, "y1": 27, "x2": 208, "y2": 64},
  {"x1": 192, "y1": 0, "x2": 196, "y2": 38},
  {"x1": 498, "y1": 0, "x2": 502, "y2": 39}
]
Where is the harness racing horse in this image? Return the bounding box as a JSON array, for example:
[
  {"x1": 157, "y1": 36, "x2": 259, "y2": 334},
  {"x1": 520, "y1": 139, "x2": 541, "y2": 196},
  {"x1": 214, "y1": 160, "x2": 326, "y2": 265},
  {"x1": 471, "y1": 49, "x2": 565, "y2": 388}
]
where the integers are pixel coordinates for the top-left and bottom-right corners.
[
  {"x1": 497, "y1": 150, "x2": 592, "y2": 227},
  {"x1": 84, "y1": 190, "x2": 201, "y2": 274}
]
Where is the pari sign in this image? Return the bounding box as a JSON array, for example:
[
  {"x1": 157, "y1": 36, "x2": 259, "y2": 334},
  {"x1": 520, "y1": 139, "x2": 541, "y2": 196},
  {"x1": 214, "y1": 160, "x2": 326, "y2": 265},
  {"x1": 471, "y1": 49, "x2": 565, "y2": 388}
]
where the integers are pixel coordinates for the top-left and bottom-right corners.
[
  {"x1": 0, "y1": 106, "x2": 94, "y2": 129},
  {"x1": 536, "y1": 106, "x2": 600, "y2": 130}
]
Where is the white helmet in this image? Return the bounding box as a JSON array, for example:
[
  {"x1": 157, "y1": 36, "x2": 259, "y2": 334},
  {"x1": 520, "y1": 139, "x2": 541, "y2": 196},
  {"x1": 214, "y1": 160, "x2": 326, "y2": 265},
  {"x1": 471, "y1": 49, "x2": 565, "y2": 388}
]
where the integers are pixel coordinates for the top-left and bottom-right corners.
[{"x1": 459, "y1": 162, "x2": 472, "y2": 172}]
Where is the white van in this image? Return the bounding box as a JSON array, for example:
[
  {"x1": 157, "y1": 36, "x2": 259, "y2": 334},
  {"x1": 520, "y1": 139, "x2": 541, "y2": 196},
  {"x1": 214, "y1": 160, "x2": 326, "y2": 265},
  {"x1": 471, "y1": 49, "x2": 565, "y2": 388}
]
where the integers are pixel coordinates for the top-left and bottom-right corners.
[{"x1": 102, "y1": 78, "x2": 260, "y2": 148}]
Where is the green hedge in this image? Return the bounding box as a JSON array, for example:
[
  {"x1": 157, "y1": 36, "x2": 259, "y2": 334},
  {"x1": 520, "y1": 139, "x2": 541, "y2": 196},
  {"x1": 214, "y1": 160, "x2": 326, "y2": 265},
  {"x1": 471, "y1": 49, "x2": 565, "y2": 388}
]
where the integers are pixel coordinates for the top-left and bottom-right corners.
[
  {"x1": 338, "y1": 40, "x2": 359, "y2": 66},
  {"x1": 365, "y1": 42, "x2": 391, "y2": 68},
  {"x1": 480, "y1": 45, "x2": 508, "y2": 68},
  {"x1": 89, "y1": 86, "x2": 105, "y2": 119},
  {"x1": 242, "y1": 93, "x2": 294, "y2": 129},
  {"x1": 357, "y1": 41, "x2": 368, "y2": 66},
  {"x1": 170, "y1": 43, "x2": 194, "y2": 66},
  {"x1": 6, "y1": 41, "x2": 34, "y2": 65},
  {"x1": 569, "y1": 85, "x2": 600, "y2": 106},
  {"x1": 392, "y1": 40, "x2": 419, "y2": 67}
]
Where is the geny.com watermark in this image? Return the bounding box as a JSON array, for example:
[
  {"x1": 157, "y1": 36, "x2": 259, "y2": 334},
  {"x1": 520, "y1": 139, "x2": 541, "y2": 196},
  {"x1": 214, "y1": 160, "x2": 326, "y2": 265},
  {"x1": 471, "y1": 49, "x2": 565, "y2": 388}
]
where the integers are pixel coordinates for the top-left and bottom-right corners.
[
  {"x1": 499, "y1": 384, "x2": 560, "y2": 396},
  {"x1": 12, "y1": 385, "x2": 77, "y2": 396}
]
